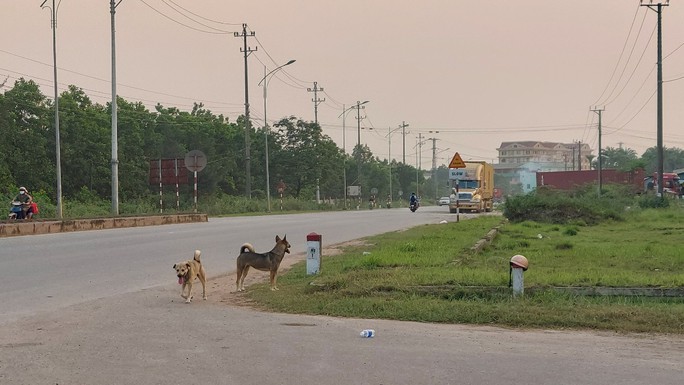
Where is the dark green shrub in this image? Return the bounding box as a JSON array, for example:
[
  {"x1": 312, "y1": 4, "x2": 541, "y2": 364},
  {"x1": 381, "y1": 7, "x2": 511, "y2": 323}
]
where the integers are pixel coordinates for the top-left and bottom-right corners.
[
  {"x1": 503, "y1": 188, "x2": 626, "y2": 225},
  {"x1": 563, "y1": 227, "x2": 578, "y2": 236},
  {"x1": 637, "y1": 194, "x2": 670, "y2": 209},
  {"x1": 555, "y1": 242, "x2": 573, "y2": 250}
]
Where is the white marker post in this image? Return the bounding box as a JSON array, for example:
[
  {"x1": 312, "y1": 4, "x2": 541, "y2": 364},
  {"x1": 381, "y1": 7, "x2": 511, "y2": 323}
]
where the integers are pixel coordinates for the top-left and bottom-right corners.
[
  {"x1": 306, "y1": 232, "x2": 322, "y2": 275},
  {"x1": 509, "y1": 255, "x2": 529, "y2": 297}
]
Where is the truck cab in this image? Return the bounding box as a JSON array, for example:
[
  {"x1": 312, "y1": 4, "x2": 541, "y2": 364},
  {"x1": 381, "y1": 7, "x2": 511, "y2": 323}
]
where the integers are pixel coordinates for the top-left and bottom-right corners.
[{"x1": 448, "y1": 162, "x2": 494, "y2": 213}]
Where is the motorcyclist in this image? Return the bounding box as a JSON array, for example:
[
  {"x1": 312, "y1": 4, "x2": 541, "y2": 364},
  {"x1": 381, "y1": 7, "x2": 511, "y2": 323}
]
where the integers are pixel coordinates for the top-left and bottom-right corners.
[
  {"x1": 409, "y1": 192, "x2": 418, "y2": 208},
  {"x1": 12, "y1": 186, "x2": 33, "y2": 220}
]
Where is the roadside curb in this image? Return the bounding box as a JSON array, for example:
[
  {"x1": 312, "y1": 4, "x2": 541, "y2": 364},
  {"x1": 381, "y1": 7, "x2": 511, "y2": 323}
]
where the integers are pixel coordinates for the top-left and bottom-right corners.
[
  {"x1": 470, "y1": 222, "x2": 505, "y2": 253},
  {"x1": 0, "y1": 213, "x2": 208, "y2": 238}
]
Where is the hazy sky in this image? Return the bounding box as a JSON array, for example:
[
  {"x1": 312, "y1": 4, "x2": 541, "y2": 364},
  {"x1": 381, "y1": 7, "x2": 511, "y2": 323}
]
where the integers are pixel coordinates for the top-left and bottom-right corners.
[{"x1": 3, "y1": 1, "x2": 684, "y2": 168}]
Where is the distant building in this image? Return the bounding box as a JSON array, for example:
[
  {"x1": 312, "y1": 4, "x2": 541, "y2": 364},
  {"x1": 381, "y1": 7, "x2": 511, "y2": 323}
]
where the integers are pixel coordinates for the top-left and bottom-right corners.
[
  {"x1": 494, "y1": 141, "x2": 594, "y2": 195},
  {"x1": 496, "y1": 141, "x2": 593, "y2": 171}
]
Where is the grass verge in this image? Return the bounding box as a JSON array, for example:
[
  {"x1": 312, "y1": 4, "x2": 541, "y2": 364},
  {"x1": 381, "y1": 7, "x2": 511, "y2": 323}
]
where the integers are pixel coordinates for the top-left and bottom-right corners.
[{"x1": 246, "y1": 210, "x2": 684, "y2": 334}]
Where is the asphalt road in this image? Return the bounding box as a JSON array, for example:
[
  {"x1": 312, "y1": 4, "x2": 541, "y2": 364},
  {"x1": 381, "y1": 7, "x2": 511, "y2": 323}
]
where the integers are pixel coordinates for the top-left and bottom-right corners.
[
  {"x1": 0, "y1": 205, "x2": 457, "y2": 325},
  {"x1": 1, "y1": 207, "x2": 682, "y2": 385}
]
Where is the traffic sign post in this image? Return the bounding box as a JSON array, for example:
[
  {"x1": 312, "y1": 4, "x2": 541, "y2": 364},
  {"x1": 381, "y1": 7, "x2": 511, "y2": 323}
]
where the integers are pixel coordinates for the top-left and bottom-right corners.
[
  {"x1": 277, "y1": 180, "x2": 286, "y2": 211},
  {"x1": 448, "y1": 152, "x2": 466, "y2": 169},
  {"x1": 448, "y1": 152, "x2": 465, "y2": 222},
  {"x1": 185, "y1": 150, "x2": 207, "y2": 213}
]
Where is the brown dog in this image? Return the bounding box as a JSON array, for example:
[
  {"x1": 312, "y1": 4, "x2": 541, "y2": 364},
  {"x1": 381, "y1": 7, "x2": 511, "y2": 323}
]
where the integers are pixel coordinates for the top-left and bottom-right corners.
[
  {"x1": 235, "y1": 235, "x2": 291, "y2": 292},
  {"x1": 173, "y1": 249, "x2": 207, "y2": 303}
]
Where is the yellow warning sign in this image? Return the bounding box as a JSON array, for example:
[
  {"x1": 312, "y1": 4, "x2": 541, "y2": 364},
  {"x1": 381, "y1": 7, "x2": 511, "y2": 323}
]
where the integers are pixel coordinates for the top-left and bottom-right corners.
[{"x1": 448, "y1": 152, "x2": 466, "y2": 168}]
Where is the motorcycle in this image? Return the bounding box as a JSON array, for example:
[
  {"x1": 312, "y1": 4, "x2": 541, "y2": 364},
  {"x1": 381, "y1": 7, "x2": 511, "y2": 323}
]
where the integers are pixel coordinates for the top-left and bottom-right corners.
[
  {"x1": 409, "y1": 200, "x2": 419, "y2": 212},
  {"x1": 8, "y1": 201, "x2": 22, "y2": 220}
]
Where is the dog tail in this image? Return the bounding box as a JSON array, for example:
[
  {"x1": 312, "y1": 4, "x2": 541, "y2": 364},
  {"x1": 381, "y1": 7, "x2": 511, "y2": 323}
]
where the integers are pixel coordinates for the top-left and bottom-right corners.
[
  {"x1": 240, "y1": 243, "x2": 254, "y2": 254},
  {"x1": 194, "y1": 249, "x2": 201, "y2": 263}
]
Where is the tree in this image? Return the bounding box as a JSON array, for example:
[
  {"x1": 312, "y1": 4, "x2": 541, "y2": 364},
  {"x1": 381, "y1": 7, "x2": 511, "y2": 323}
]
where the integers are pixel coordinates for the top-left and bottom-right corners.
[
  {"x1": 598, "y1": 146, "x2": 638, "y2": 171},
  {"x1": 0, "y1": 79, "x2": 52, "y2": 195},
  {"x1": 640, "y1": 146, "x2": 684, "y2": 174},
  {"x1": 58, "y1": 85, "x2": 109, "y2": 197},
  {"x1": 271, "y1": 117, "x2": 343, "y2": 199}
]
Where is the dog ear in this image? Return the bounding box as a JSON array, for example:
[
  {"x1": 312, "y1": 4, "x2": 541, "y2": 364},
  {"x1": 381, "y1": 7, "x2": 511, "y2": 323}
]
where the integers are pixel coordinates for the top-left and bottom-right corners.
[
  {"x1": 275, "y1": 235, "x2": 281, "y2": 242},
  {"x1": 173, "y1": 264, "x2": 177, "y2": 269},
  {"x1": 283, "y1": 234, "x2": 287, "y2": 241}
]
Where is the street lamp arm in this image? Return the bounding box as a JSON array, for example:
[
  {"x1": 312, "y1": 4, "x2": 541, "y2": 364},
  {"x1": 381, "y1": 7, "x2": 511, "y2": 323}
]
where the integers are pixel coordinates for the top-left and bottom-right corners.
[
  {"x1": 258, "y1": 59, "x2": 296, "y2": 86},
  {"x1": 338, "y1": 100, "x2": 369, "y2": 118},
  {"x1": 385, "y1": 126, "x2": 402, "y2": 138}
]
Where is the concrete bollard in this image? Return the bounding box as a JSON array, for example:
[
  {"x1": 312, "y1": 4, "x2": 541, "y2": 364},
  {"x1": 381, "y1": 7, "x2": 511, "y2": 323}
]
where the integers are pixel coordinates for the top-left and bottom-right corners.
[{"x1": 509, "y1": 254, "x2": 529, "y2": 297}]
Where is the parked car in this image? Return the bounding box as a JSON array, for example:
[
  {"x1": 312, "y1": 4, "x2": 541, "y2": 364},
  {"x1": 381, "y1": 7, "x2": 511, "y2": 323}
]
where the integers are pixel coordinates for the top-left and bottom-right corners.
[{"x1": 438, "y1": 196, "x2": 450, "y2": 206}]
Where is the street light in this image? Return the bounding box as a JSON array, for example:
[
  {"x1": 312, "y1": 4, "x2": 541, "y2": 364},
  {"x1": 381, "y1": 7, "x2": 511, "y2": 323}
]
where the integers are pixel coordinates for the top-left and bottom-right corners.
[
  {"x1": 339, "y1": 101, "x2": 369, "y2": 208},
  {"x1": 41, "y1": 0, "x2": 63, "y2": 219},
  {"x1": 352, "y1": 100, "x2": 369, "y2": 190},
  {"x1": 413, "y1": 135, "x2": 429, "y2": 198},
  {"x1": 386, "y1": 126, "x2": 402, "y2": 203},
  {"x1": 258, "y1": 59, "x2": 295, "y2": 212}
]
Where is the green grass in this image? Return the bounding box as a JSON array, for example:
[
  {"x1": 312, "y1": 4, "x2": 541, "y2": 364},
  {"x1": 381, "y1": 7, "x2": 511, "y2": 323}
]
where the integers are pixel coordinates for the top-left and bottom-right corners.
[{"x1": 246, "y1": 208, "x2": 684, "y2": 334}]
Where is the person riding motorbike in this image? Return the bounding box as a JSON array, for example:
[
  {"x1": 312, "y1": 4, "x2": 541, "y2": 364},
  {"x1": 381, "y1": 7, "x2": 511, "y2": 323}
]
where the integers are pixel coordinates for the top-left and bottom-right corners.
[
  {"x1": 409, "y1": 192, "x2": 419, "y2": 212},
  {"x1": 12, "y1": 186, "x2": 33, "y2": 220},
  {"x1": 369, "y1": 194, "x2": 376, "y2": 210}
]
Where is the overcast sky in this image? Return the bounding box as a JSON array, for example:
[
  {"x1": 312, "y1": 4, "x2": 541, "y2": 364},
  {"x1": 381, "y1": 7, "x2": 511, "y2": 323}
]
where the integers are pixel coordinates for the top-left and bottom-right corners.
[{"x1": 3, "y1": 1, "x2": 684, "y2": 168}]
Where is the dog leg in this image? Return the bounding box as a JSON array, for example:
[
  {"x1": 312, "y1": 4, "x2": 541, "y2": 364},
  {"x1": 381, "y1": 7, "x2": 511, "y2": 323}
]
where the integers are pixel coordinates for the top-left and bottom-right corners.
[
  {"x1": 238, "y1": 266, "x2": 250, "y2": 292},
  {"x1": 185, "y1": 282, "x2": 193, "y2": 303},
  {"x1": 235, "y1": 266, "x2": 243, "y2": 292},
  {"x1": 199, "y1": 269, "x2": 207, "y2": 300},
  {"x1": 270, "y1": 270, "x2": 279, "y2": 291}
]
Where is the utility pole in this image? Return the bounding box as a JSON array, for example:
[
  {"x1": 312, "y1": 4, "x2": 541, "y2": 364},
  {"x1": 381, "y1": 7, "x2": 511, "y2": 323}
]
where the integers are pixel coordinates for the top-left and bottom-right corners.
[
  {"x1": 577, "y1": 140, "x2": 582, "y2": 171},
  {"x1": 353, "y1": 100, "x2": 367, "y2": 184},
  {"x1": 387, "y1": 126, "x2": 401, "y2": 201},
  {"x1": 307, "y1": 81, "x2": 325, "y2": 126},
  {"x1": 234, "y1": 23, "x2": 256, "y2": 198},
  {"x1": 416, "y1": 134, "x2": 421, "y2": 197},
  {"x1": 571, "y1": 143, "x2": 576, "y2": 171},
  {"x1": 591, "y1": 106, "x2": 604, "y2": 197},
  {"x1": 341, "y1": 104, "x2": 348, "y2": 208},
  {"x1": 41, "y1": 0, "x2": 62, "y2": 219},
  {"x1": 399, "y1": 121, "x2": 409, "y2": 163},
  {"x1": 641, "y1": 0, "x2": 668, "y2": 197},
  {"x1": 110, "y1": 0, "x2": 121, "y2": 216},
  {"x1": 430, "y1": 137, "x2": 438, "y2": 199}
]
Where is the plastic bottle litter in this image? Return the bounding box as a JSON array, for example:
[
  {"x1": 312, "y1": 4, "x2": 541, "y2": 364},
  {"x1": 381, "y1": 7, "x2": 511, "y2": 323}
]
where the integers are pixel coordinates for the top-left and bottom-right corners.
[{"x1": 360, "y1": 329, "x2": 375, "y2": 338}]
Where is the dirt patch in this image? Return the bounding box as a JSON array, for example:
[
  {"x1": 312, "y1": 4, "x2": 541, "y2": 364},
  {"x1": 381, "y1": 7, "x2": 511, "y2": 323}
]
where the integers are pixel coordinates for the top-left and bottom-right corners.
[{"x1": 206, "y1": 239, "x2": 368, "y2": 307}]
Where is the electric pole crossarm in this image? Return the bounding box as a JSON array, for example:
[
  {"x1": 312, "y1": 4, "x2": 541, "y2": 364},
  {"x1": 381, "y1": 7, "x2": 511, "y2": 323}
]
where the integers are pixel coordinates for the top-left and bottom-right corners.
[{"x1": 307, "y1": 82, "x2": 325, "y2": 125}]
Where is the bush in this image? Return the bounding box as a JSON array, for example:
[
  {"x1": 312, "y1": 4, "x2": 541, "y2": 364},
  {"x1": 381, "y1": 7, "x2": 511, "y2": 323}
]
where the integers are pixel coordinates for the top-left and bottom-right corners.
[
  {"x1": 637, "y1": 194, "x2": 670, "y2": 209},
  {"x1": 503, "y1": 188, "x2": 627, "y2": 225}
]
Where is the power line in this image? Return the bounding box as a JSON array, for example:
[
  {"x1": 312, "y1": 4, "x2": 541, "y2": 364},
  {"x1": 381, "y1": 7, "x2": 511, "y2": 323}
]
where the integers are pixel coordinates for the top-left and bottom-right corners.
[
  {"x1": 592, "y1": 5, "x2": 642, "y2": 106},
  {"x1": 164, "y1": 0, "x2": 241, "y2": 26},
  {"x1": 0, "y1": 49, "x2": 242, "y2": 107},
  {"x1": 138, "y1": 0, "x2": 230, "y2": 34},
  {"x1": 595, "y1": 8, "x2": 649, "y2": 106},
  {"x1": 602, "y1": 22, "x2": 656, "y2": 107}
]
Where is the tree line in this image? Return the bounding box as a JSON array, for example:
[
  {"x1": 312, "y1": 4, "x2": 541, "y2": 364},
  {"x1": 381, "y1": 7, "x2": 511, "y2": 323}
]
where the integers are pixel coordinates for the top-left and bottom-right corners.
[
  {"x1": 0, "y1": 79, "x2": 426, "y2": 210},
  {"x1": 3, "y1": 78, "x2": 681, "y2": 213}
]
